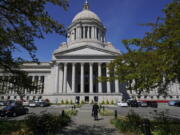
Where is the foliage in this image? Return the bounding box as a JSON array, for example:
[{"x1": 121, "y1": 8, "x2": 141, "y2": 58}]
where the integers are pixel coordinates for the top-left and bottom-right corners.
[
  {"x1": 61, "y1": 99, "x2": 64, "y2": 104},
  {"x1": 106, "y1": 100, "x2": 109, "y2": 104},
  {"x1": 64, "y1": 109, "x2": 78, "y2": 116},
  {"x1": 152, "y1": 111, "x2": 180, "y2": 135},
  {"x1": 65, "y1": 99, "x2": 69, "y2": 104},
  {"x1": 111, "y1": 100, "x2": 114, "y2": 105},
  {"x1": 26, "y1": 113, "x2": 70, "y2": 135},
  {"x1": 111, "y1": 111, "x2": 142, "y2": 134},
  {"x1": 70, "y1": 100, "x2": 73, "y2": 104},
  {"x1": 0, "y1": 120, "x2": 26, "y2": 135},
  {"x1": 103, "y1": 0, "x2": 180, "y2": 95},
  {"x1": 80, "y1": 100, "x2": 85, "y2": 104},
  {"x1": 0, "y1": 0, "x2": 69, "y2": 94},
  {"x1": 101, "y1": 100, "x2": 105, "y2": 104},
  {"x1": 90, "y1": 99, "x2": 94, "y2": 104},
  {"x1": 112, "y1": 110, "x2": 180, "y2": 135}
]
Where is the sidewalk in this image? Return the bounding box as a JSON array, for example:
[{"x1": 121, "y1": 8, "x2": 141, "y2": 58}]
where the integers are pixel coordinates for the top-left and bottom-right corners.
[{"x1": 61, "y1": 104, "x2": 122, "y2": 135}]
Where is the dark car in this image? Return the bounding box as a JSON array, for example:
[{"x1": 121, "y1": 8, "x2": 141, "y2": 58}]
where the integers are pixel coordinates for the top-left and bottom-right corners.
[
  {"x1": 127, "y1": 99, "x2": 138, "y2": 107},
  {"x1": 147, "y1": 101, "x2": 158, "y2": 108},
  {"x1": 39, "y1": 101, "x2": 50, "y2": 107},
  {"x1": 0, "y1": 105, "x2": 29, "y2": 117},
  {"x1": 175, "y1": 101, "x2": 180, "y2": 107},
  {"x1": 0, "y1": 101, "x2": 8, "y2": 106}
]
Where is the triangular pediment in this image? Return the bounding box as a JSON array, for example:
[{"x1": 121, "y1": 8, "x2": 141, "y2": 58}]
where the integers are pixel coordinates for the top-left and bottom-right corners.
[{"x1": 54, "y1": 45, "x2": 120, "y2": 56}]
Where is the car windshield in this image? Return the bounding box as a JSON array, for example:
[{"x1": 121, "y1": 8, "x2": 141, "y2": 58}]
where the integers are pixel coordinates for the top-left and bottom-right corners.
[{"x1": 3, "y1": 106, "x2": 13, "y2": 110}]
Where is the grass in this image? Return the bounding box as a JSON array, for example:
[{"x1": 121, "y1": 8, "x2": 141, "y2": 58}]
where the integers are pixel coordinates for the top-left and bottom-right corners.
[
  {"x1": 0, "y1": 120, "x2": 26, "y2": 135},
  {"x1": 100, "y1": 109, "x2": 114, "y2": 116},
  {"x1": 64, "y1": 109, "x2": 78, "y2": 116},
  {"x1": 111, "y1": 111, "x2": 180, "y2": 135}
]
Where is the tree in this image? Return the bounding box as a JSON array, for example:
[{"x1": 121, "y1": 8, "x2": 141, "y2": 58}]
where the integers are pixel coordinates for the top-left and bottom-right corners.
[
  {"x1": 106, "y1": 0, "x2": 180, "y2": 95},
  {"x1": 0, "y1": 0, "x2": 69, "y2": 95}
]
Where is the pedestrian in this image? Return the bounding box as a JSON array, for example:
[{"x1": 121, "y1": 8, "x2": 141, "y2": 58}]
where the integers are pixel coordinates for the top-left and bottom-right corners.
[{"x1": 92, "y1": 103, "x2": 99, "y2": 120}]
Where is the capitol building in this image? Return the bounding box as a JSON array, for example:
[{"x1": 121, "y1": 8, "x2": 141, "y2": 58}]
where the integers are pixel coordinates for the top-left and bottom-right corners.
[{"x1": 0, "y1": 1, "x2": 179, "y2": 103}]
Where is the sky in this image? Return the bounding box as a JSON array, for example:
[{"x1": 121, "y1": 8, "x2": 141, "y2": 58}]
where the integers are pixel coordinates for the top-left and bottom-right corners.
[{"x1": 13, "y1": 0, "x2": 172, "y2": 62}]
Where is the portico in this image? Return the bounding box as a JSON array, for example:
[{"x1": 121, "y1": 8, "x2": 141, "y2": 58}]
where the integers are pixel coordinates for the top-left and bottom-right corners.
[{"x1": 54, "y1": 62, "x2": 119, "y2": 95}]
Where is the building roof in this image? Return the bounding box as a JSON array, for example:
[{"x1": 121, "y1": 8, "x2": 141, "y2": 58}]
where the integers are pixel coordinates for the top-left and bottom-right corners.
[{"x1": 72, "y1": 1, "x2": 101, "y2": 23}]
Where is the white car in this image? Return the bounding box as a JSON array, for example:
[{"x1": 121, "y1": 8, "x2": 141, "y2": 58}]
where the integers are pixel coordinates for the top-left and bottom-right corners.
[{"x1": 117, "y1": 102, "x2": 128, "y2": 107}]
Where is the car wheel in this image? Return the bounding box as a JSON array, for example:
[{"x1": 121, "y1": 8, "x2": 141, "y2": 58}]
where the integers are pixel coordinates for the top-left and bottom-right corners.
[
  {"x1": 25, "y1": 110, "x2": 29, "y2": 114},
  {"x1": 12, "y1": 112, "x2": 17, "y2": 117}
]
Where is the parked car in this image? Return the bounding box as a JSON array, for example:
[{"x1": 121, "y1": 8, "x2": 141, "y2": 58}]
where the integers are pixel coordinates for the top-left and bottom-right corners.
[
  {"x1": 138, "y1": 101, "x2": 148, "y2": 107},
  {"x1": 127, "y1": 99, "x2": 138, "y2": 107},
  {"x1": 0, "y1": 105, "x2": 29, "y2": 117},
  {"x1": 29, "y1": 100, "x2": 38, "y2": 107},
  {"x1": 175, "y1": 101, "x2": 180, "y2": 107},
  {"x1": 39, "y1": 101, "x2": 50, "y2": 107},
  {"x1": 0, "y1": 101, "x2": 7, "y2": 106},
  {"x1": 147, "y1": 101, "x2": 158, "y2": 108},
  {"x1": 117, "y1": 101, "x2": 128, "y2": 107},
  {"x1": 22, "y1": 101, "x2": 29, "y2": 106},
  {"x1": 168, "y1": 101, "x2": 179, "y2": 106}
]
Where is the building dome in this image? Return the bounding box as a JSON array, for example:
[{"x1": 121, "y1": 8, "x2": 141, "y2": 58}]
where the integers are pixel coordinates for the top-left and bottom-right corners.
[
  {"x1": 72, "y1": 10, "x2": 101, "y2": 23},
  {"x1": 72, "y1": 1, "x2": 101, "y2": 23}
]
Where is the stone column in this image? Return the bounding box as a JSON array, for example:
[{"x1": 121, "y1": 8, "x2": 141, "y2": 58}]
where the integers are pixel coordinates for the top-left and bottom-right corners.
[
  {"x1": 87, "y1": 27, "x2": 89, "y2": 39},
  {"x1": 55, "y1": 65, "x2": 59, "y2": 94},
  {"x1": 81, "y1": 63, "x2": 84, "y2": 93},
  {"x1": 94, "y1": 27, "x2": 97, "y2": 39},
  {"x1": 89, "y1": 63, "x2": 93, "y2": 93},
  {"x1": 59, "y1": 64, "x2": 64, "y2": 93},
  {"x1": 98, "y1": 63, "x2": 102, "y2": 93},
  {"x1": 72, "y1": 63, "x2": 76, "y2": 93},
  {"x1": 106, "y1": 65, "x2": 111, "y2": 93},
  {"x1": 63, "y1": 63, "x2": 67, "y2": 93},
  {"x1": 38, "y1": 76, "x2": 41, "y2": 94},
  {"x1": 91, "y1": 26, "x2": 94, "y2": 39},
  {"x1": 32, "y1": 76, "x2": 35, "y2": 94},
  {"x1": 115, "y1": 68, "x2": 119, "y2": 93}
]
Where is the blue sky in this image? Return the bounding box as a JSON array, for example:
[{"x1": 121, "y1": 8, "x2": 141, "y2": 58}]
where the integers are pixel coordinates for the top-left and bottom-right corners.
[{"x1": 13, "y1": 0, "x2": 172, "y2": 62}]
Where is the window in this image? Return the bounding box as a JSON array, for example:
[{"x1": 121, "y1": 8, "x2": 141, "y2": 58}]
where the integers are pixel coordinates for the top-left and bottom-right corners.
[
  {"x1": 85, "y1": 26, "x2": 88, "y2": 38},
  {"x1": 81, "y1": 27, "x2": 83, "y2": 38},
  {"x1": 96, "y1": 28, "x2": 99, "y2": 39},
  {"x1": 89, "y1": 27, "x2": 92, "y2": 38},
  {"x1": 74, "y1": 28, "x2": 76, "y2": 40}
]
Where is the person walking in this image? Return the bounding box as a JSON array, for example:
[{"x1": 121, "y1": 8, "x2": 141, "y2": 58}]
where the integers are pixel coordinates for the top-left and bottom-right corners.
[{"x1": 92, "y1": 103, "x2": 99, "y2": 120}]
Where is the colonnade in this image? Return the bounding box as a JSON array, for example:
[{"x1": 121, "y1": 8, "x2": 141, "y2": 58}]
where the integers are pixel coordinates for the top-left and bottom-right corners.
[
  {"x1": 68, "y1": 26, "x2": 105, "y2": 42},
  {"x1": 55, "y1": 63, "x2": 119, "y2": 94}
]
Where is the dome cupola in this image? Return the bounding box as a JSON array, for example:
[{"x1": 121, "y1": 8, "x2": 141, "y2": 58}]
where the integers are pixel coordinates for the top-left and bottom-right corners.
[
  {"x1": 67, "y1": 0, "x2": 106, "y2": 45},
  {"x1": 72, "y1": 1, "x2": 101, "y2": 23}
]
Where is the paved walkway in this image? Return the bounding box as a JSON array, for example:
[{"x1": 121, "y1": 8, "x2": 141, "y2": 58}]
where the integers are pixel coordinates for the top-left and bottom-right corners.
[{"x1": 61, "y1": 104, "x2": 122, "y2": 135}]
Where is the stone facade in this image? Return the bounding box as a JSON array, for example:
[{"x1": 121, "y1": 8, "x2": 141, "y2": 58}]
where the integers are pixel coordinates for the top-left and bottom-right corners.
[{"x1": 0, "y1": 2, "x2": 179, "y2": 103}]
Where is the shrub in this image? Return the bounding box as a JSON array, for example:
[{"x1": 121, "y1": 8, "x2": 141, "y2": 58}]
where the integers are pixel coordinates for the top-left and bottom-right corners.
[
  {"x1": 90, "y1": 100, "x2": 94, "y2": 104},
  {"x1": 65, "y1": 100, "x2": 69, "y2": 104},
  {"x1": 111, "y1": 100, "x2": 114, "y2": 105},
  {"x1": 65, "y1": 110, "x2": 78, "y2": 116},
  {"x1": 70, "y1": 100, "x2": 73, "y2": 104},
  {"x1": 26, "y1": 113, "x2": 70, "y2": 135},
  {"x1": 106, "y1": 100, "x2": 109, "y2": 104},
  {"x1": 80, "y1": 100, "x2": 85, "y2": 104},
  {"x1": 61, "y1": 100, "x2": 64, "y2": 104},
  {"x1": 112, "y1": 110, "x2": 142, "y2": 134},
  {"x1": 101, "y1": 100, "x2": 105, "y2": 104}
]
